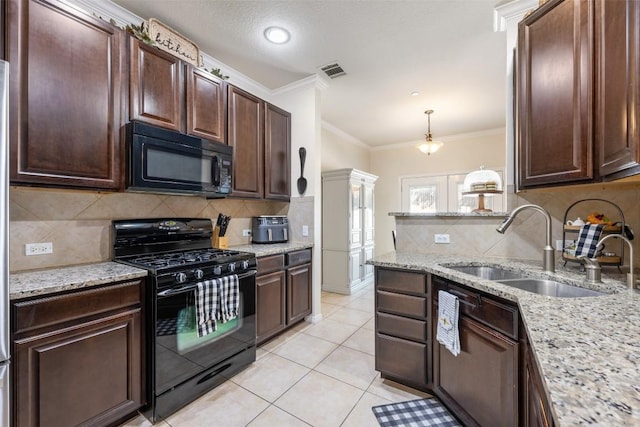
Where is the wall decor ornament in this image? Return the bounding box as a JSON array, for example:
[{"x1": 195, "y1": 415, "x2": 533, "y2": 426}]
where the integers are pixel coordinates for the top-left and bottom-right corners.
[{"x1": 146, "y1": 18, "x2": 202, "y2": 66}]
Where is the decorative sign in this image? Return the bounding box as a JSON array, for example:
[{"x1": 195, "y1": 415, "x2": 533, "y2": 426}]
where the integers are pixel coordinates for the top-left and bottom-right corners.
[{"x1": 146, "y1": 18, "x2": 202, "y2": 66}]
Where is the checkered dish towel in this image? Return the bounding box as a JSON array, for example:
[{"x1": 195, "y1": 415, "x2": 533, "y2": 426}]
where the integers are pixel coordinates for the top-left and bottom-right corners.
[
  {"x1": 195, "y1": 275, "x2": 240, "y2": 337},
  {"x1": 436, "y1": 291, "x2": 460, "y2": 356},
  {"x1": 574, "y1": 224, "x2": 605, "y2": 258}
]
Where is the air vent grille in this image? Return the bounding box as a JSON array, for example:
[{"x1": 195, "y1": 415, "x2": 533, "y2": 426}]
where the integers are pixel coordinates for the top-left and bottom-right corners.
[{"x1": 320, "y1": 63, "x2": 346, "y2": 79}]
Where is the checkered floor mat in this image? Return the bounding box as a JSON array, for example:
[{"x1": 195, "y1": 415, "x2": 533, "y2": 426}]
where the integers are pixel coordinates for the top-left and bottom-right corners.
[{"x1": 372, "y1": 398, "x2": 461, "y2": 427}]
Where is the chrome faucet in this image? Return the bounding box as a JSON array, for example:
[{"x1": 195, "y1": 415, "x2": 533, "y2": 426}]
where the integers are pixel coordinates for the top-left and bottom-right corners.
[
  {"x1": 496, "y1": 204, "x2": 555, "y2": 273},
  {"x1": 596, "y1": 234, "x2": 636, "y2": 289},
  {"x1": 577, "y1": 256, "x2": 602, "y2": 284}
]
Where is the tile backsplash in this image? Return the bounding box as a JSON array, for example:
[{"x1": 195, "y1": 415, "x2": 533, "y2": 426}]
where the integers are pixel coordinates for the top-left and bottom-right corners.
[
  {"x1": 395, "y1": 182, "x2": 640, "y2": 270},
  {"x1": 9, "y1": 186, "x2": 314, "y2": 272}
]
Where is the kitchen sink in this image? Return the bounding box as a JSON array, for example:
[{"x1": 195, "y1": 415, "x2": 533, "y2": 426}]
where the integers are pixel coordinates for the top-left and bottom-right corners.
[
  {"x1": 447, "y1": 265, "x2": 523, "y2": 281},
  {"x1": 497, "y1": 279, "x2": 605, "y2": 298},
  {"x1": 447, "y1": 265, "x2": 606, "y2": 298}
]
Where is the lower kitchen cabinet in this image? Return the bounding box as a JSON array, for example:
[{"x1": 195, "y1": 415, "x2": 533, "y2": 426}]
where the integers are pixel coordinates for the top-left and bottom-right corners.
[
  {"x1": 521, "y1": 326, "x2": 556, "y2": 427},
  {"x1": 374, "y1": 267, "x2": 431, "y2": 390},
  {"x1": 256, "y1": 249, "x2": 312, "y2": 344},
  {"x1": 11, "y1": 279, "x2": 145, "y2": 427}
]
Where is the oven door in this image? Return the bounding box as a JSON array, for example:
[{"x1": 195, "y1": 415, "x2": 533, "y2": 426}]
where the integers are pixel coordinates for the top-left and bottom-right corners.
[
  {"x1": 153, "y1": 270, "x2": 256, "y2": 395},
  {"x1": 128, "y1": 129, "x2": 232, "y2": 197}
]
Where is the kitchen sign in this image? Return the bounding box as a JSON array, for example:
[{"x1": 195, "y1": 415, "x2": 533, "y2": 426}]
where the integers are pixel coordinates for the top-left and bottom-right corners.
[{"x1": 146, "y1": 18, "x2": 202, "y2": 66}]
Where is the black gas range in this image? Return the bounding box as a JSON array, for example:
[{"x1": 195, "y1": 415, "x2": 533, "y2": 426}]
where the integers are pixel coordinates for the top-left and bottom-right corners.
[{"x1": 112, "y1": 218, "x2": 257, "y2": 423}]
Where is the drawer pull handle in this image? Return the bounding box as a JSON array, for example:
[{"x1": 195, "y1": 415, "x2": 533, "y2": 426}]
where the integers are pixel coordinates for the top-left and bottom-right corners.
[{"x1": 447, "y1": 289, "x2": 482, "y2": 308}]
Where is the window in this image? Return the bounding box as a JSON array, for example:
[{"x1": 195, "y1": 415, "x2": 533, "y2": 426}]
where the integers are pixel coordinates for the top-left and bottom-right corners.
[{"x1": 401, "y1": 170, "x2": 505, "y2": 213}]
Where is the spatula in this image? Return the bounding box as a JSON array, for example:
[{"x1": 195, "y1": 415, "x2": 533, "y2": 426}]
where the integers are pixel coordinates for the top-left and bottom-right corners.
[{"x1": 297, "y1": 147, "x2": 307, "y2": 195}]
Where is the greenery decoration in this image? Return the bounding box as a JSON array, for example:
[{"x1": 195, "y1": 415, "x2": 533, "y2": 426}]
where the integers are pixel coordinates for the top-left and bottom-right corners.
[{"x1": 205, "y1": 68, "x2": 230, "y2": 80}]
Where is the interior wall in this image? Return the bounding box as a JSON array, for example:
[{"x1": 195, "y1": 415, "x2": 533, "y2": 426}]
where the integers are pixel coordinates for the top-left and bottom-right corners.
[
  {"x1": 370, "y1": 128, "x2": 506, "y2": 256},
  {"x1": 321, "y1": 124, "x2": 371, "y2": 172}
]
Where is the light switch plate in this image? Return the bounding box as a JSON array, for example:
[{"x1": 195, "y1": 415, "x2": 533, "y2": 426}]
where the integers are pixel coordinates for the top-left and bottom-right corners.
[{"x1": 302, "y1": 225, "x2": 309, "y2": 237}]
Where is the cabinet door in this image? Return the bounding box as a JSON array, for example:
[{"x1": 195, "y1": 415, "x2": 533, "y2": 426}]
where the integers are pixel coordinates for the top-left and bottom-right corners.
[
  {"x1": 130, "y1": 37, "x2": 184, "y2": 131},
  {"x1": 256, "y1": 270, "x2": 286, "y2": 343},
  {"x1": 13, "y1": 309, "x2": 143, "y2": 427},
  {"x1": 265, "y1": 103, "x2": 291, "y2": 201},
  {"x1": 349, "y1": 249, "x2": 363, "y2": 287},
  {"x1": 362, "y1": 245, "x2": 375, "y2": 284},
  {"x1": 434, "y1": 316, "x2": 518, "y2": 427},
  {"x1": 7, "y1": 0, "x2": 124, "y2": 190},
  {"x1": 228, "y1": 85, "x2": 264, "y2": 198},
  {"x1": 186, "y1": 66, "x2": 226, "y2": 143},
  {"x1": 517, "y1": 0, "x2": 594, "y2": 187},
  {"x1": 362, "y1": 182, "x2": 375, "y2": 246},
  {"x1": 522, "y1": 335, "x2": 555, "y2": 427},
  {"x1": 349, "y1": 183, "x2": 363, "y2": 249},
  {"x1": 287, "y1": 263, "x2": 312, "y2": 325},
  {"x1": 595, "y1": 0, "x2": 640, "y2": 179}
]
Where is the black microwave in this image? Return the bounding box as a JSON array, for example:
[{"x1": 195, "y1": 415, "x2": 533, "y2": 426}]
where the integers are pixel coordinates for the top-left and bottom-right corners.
[{"x1": 126, "y1": 121, "x2": 232, "y2": 198}]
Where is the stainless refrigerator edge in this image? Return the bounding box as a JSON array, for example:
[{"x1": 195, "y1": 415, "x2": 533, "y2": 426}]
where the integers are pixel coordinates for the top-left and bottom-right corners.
[{"x1": 0, "y1": 59, "x2": 10, "y2": 427}]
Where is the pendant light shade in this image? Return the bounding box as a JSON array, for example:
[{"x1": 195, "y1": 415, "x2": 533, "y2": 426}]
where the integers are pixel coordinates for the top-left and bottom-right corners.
[{"x1": 417, "y1": 110, "x2": 443, "y2": 155}]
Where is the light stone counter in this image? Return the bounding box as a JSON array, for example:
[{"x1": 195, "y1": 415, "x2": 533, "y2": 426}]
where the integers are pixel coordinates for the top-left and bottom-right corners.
[
  {"x1": 370, "y1": 252, "x2": 640, "y2": 426},
  {"x1": 9, "y1": 262, "x2": 148, "y2": 301},
  {"x1": 231, "y1": 242, "x2": 313, "y2": 258}
]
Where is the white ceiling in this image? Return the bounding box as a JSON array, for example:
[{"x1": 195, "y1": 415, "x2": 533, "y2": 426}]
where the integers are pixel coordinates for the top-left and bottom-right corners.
[{"x1": 111, "y1": 0, "x2": 507, "y2": 147}]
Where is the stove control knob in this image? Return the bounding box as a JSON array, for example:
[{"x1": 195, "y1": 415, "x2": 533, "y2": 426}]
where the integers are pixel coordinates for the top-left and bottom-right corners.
[
  {"x1": 241, "y1": 260, "x2": 250, "y2": 270},
  {"x1": 175, "y1": 272, "x2": 188, "y2": 284},
  {"x1": 193, "y1": 269, "x2": 204, "y2": 280},
  {"x1": 213, "y1": 266, "x2": 222, "y2": 275},
  {"x1": 228, "y1": 263, "x2": 236, "y2": 273}
]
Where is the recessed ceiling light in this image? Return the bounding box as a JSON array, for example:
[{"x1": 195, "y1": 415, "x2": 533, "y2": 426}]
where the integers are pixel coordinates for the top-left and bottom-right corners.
[
  {"x1": 264, "y1": 26, "x2": 290, "y2": 44},
  {"x1": 410, "y1": 91, "x2": 420, "y2": 97}
]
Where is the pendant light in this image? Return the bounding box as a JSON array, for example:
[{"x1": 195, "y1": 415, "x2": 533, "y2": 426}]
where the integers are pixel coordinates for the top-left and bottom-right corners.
[{"x1": 417, "y1": 109, "x2": 444, "y2": 155}]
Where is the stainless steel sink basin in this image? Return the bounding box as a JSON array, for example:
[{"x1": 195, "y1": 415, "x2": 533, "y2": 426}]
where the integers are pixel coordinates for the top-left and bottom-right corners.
[
  {"x1": 497, "y1": 279, "x2": 605, "y2": 298},
  {"x1": 448, "y1": 265, "x2": 523, "y2": 281}
]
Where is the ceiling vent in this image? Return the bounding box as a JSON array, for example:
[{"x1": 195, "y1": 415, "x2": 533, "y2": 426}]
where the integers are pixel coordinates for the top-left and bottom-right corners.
[{"x1": 320, "y1": 63, "x2": 346, "y2": 79}]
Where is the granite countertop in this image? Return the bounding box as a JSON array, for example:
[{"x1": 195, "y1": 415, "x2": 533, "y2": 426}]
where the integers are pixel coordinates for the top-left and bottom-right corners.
[
  {"x1": 9, "y1": 262, "x2": 148, "y2": 301},
  {"x1": 370, "y1": 252, "x2": 640, "y2": 426},
  {"x1": 231, "y1": 241, "x2": 313, "y2": 258}
]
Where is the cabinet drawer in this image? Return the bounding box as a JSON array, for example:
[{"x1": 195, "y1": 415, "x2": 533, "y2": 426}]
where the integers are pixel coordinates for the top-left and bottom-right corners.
[
  {"x1": 377, "y1": 291, "x2": 427, "y2": 318},
  {"x1": 257, "y1": 254, "x2": 285, "y2": 274},
  {"x1": 376, "y1": 268, "x2": 426, "y2": 294},
  {"x1": 436, "y1": 280, "x2": 518, "y2": 340},
  {"x1": 376, "y1": 333, "x2": 428, "y2": 386},
  {"x1": 377, "y1": 312, "x2": 427, "y2": 342},
  {"x1": 13, "y1": 280, "x2": 143, "y2": 336},
  {"x1": 286, "y1": 249, "x2": 312, "y2": 267}
]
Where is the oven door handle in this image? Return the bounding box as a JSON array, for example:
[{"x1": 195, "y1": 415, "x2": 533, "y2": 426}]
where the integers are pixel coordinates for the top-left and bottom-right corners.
[{"x1": 157, "y1": 269, "x2": 257, "y2": 297}]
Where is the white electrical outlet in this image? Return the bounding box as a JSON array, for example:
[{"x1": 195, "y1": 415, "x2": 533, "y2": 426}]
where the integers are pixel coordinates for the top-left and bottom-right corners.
[
  {"x1": 302, "y1": 225, "x2": 309, "y2": 237},
  {"x1": 26, "y1": 242, "x2": 53, "y2": 256},
  {"x1": 242, "y1": 229, "x2": 252, "y2": 237},
  {"x1": 434, "y1": 234, "x2": 450, "y2": 244},
  {"x1": 556, "y1": 240, "x2": 564, "y2": 251}
]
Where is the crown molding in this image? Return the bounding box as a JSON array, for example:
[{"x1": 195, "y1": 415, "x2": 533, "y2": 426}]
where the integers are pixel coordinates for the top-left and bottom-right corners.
[
  {"x1": 371, "y1": 127, "x2": 506, "y2": 151},
  {"x1": 494, "y1": 0, "x2": 539, "y2": 31},
  {"x1": 321, "y1": 122, "x2": 369, "y2": 148}
]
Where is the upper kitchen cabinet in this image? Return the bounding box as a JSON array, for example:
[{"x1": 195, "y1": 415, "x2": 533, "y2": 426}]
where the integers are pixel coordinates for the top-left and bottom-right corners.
[
  {"x1": 228, "y1": 84, "x2": 291, "y2": 200},
  {"x1": 186, "y1": 67, "x2": 227, "y2": 143},
  {"x1": 595, "y1": 0, "x2": 640, "y2": 180},
  {"x1": 7, "y1": 0, "x2": 126, "y2": 190},
  {"x1": 264, "y1": 103, "x2": 291, "y2": 201},
  {"x1": 129, "y1": 37, "x2": 184, "y2": 132},
  {"x1": 130, "y1": 38, "x2": 227, "y2": 144},
  {"x1": 228, "y1": 85, "x2": 264, "y2": 199},
  {"x1": 517, "y1": 0, "x2": 594, "y2": 188}
]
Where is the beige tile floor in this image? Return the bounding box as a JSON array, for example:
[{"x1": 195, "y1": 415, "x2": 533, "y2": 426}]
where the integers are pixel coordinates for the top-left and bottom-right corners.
[{"x1": 122, "y1": 284, "x2": 430, "y2": 427}]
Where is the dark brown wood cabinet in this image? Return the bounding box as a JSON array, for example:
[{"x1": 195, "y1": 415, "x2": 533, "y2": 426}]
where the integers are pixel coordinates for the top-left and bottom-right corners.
[
  {"x1": 265, "y1": 103, "x2": 291, "y2": 201},
  {"x1": 374, "y1": 267, "x2": 431, "y2": 390},
  {"x1": 432, "y1": 276, "x2": 519, "y2": 427},
  {"x1": 517, "y1": 0, "x2": 594, "y2": 188},
  {"x1": 130, "y1": 37, "x2": 184, "y2": 131},
  {"x1": 11, "y1": 280, "x2": 145, "y2": 427},
  {"x1": 227, "y1": 85, "x2": 264, "y2": 199},
  {"x1": 595, "y1": 0, "x2": 640, "y2": 180},
  {"x1": 256, "y1": 249, "x2": 312, "y2": 344},
  {"x1": 227, "y1": 85, "x2": 291, "y2": 200},
  {"x1": 186, "y1": 66, "x2": 227, "y2": 143},
  {"x1": 521, "y1": 325, "x2": 556, "y2": 427},
  {"x1": 7, "y1": 0, "x2": 125, "y2": 190}
]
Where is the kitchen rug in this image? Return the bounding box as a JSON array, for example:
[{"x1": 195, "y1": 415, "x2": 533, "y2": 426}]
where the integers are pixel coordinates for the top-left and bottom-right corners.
[{"x1": 372, "y1": 398, "x2": 461, "y2": 427}]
